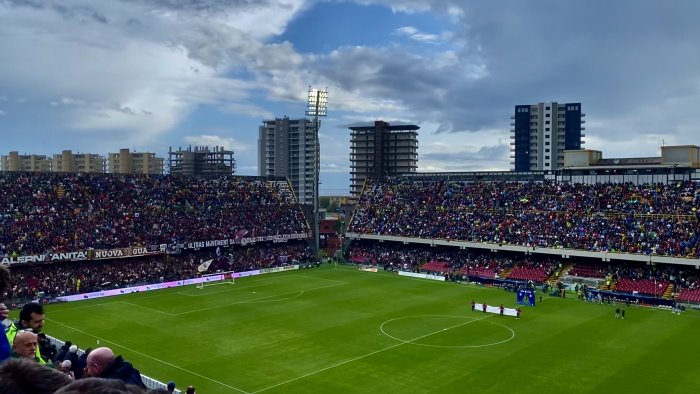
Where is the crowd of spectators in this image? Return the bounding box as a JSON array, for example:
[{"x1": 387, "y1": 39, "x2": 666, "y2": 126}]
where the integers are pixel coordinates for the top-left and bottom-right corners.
[
  {"x1": 0, "y1": 173, "x2": 309, "y2": 257},
  {"x1": 346, "y1": 240, "x2": 700, "y2": 300},
  {"x1": 347, "y1": 240, "x2": 557, "y2": 281},
  {"x1": 5, "y1": 241, "x2": 313, "y2": 304},
  {"x1": 349, "y1": 179, "x2": 700, "y2": 258}
]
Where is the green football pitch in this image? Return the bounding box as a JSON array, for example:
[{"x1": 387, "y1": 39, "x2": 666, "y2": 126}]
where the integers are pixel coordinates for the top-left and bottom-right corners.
[{"x1": 35, "y1": 265, "x2": 699, "y2": 393}]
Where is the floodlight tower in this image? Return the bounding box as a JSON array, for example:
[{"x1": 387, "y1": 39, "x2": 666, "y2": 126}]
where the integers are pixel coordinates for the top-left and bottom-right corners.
[{"x1": 305, "y1": 87, "x2": 328, "y2": 260}]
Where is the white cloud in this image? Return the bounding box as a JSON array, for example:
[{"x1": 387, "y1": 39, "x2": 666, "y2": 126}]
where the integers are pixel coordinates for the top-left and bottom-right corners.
[
  {"x1": 393, "y1": 26, "x2": 441, "y2": 43},
  {"x1": 0, "y1": 109, "x2": 5, "y2": 116},
  {"x1": 0, "y1": 0, "x2": 307, "y2": 145},
  {"x1": 50, "y1": 97, "x2": 87, "y2": 107}
]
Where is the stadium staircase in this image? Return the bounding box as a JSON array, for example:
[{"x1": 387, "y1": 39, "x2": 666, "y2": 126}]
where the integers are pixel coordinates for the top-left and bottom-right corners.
[
  {"x1": 599, "y1": 281, "x2": 617, "y2": 291},
  {"x1": 498, "y1": 268, "x2": 513, "y2": 279},
  {"x1": 547, "y1": 263, "x2": 573, "y2": 286},
  {"x1": 274, "y1": 180, "x2": 297, "y2": 202},
  {"x1": 662, "y1": 283, "x2": 675, "y2": 299}
]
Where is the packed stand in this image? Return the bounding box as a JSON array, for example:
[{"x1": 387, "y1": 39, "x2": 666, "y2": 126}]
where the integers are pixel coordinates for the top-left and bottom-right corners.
[
  {"x1": 349, "y1": 178, "x2": 700, "y2": 258},
  {"x1": 348, "y1": 240, "x2": 700, "y2": 303},
  {"x1": 346, "y1": 241, "x2": 558, "y2": 282},
  {"x1": 5, "y1": 241, "x2": 313, "y2": 304},
  {"x1": 0, "y1": 173, "x2": 309, "y2": 257}
]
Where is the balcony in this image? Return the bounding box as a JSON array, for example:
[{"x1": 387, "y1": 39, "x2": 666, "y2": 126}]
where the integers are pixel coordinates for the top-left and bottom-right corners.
[{"x1": 510, "y1": 115, "x2": 515, "y2": 119}]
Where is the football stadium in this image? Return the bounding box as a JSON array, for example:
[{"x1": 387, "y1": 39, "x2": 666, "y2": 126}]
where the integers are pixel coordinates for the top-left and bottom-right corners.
[{"x1": 2, "y1": 173, "x2": 699, "y2": 393}]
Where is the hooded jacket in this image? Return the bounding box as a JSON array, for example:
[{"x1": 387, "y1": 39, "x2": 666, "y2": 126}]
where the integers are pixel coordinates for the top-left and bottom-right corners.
[{"x1": 99, "y1": 355, "x2": 147, "y2": 388}]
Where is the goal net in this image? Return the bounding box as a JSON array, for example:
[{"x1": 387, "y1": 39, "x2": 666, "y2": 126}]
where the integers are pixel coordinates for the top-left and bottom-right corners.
[{"x1": 196, "y1": 271, "x2": 236, "y2": 289}]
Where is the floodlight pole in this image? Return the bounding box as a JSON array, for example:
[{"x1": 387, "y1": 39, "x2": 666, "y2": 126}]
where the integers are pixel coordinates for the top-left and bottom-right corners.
[{"x1": 306, "y1": 87, "x2": 327, "y2": 261}]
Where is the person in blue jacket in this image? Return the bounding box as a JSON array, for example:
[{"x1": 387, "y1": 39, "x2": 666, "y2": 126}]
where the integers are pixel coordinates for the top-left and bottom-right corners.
[{"x1": 1, "y1": 265, "x2": 12, "y2": 362}]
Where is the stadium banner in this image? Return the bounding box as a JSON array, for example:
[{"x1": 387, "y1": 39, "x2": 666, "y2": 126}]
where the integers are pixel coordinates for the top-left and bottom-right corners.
[
  {"x1": 259, "y1": 265, "x2": 299, "y2": 274},
  {"x1": 398, "y1": 271, "x2": 446, "y2": 282},
  {"x1": 92, "y1": 245, "x2": 162, "y2": 260},
  {"x1": 2, "y1": 233, "x2": 311, "y2": 265},
  {"x1": 182, "y1": 233, "x2": 311, "y2": 250},
  {"x1": 475, "y1": 303, "x2": 518, "y2": 317},
  {"x1": 1, "y1": 251, "x2": 88, "y2": 265}
]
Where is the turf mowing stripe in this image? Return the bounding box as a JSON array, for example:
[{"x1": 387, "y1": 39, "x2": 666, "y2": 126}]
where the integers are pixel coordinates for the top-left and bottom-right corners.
[{"x1": 251, "y1": 314, "x2": 494, "y2": 393}]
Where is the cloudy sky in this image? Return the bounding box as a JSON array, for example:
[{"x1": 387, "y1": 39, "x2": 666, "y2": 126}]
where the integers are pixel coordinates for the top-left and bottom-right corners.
[{"x1": 1, "y1": 0, "x2": 699, "y2": 194}]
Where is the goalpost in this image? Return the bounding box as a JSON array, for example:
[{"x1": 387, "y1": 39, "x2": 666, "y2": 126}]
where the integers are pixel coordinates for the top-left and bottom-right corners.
[{"x1": 196, "y1": 271, "x2": 236, "y2": 289}]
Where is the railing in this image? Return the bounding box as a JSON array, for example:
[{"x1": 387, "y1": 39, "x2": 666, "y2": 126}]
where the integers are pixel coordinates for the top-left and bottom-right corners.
[{"x1": 45, "y1": 334, "x2": 181, "y2": 393}]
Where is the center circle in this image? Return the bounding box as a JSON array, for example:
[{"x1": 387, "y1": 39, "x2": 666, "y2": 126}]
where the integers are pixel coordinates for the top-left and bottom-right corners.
[{"x1": 379, "y1": 315, "x2": 515, "y2": 348}]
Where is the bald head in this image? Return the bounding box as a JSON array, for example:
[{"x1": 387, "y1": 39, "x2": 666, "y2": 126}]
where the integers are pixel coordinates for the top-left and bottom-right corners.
[
  {"x1": 13, "y1": 331, "x2": 38, "y2": 359},
  {"x1": 86, "y1": 347, "x2": 115, "y2": 377}
]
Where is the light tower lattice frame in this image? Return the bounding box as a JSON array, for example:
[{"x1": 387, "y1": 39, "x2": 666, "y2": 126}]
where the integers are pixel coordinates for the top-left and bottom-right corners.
[{"x1": 305, "y1": 87, "x2": 327, "y2": 260}]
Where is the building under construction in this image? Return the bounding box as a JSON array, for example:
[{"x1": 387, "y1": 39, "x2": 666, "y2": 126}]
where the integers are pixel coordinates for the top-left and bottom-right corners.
[
  {"x1": 168, "y1": 146, "x2": 235, "y2": 177},
  {"x1": 349, "y1": 121, "x2": 419, "y2": 196}
]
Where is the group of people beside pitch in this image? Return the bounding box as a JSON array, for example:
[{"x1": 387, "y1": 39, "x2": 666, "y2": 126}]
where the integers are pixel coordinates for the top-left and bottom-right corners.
[{"x1": 0, "y1": 265, "x2": 196, "y2": 394}]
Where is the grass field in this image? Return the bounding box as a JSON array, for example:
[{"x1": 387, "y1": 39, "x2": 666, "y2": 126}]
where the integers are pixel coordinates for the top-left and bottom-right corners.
[{"x1": 32, "y1": 265, "x2": 700, "y2": 393}]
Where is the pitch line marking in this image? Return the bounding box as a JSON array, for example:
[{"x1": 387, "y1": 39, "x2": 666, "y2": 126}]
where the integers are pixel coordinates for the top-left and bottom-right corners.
[
  {"x1": 46, "y1": 318, "x2": 251, "y2": 394},
  {"x1": 119, "y1": 301, "x2": 176, "y2": 317},
  {"x1": 241, "y1": 291, "x2": 305, "y2": 304},
  {"x1": 174, "y1": 282, "x2": 346, "y2": 316},
  {"x1": 176, "y1": 282, "x2": 275, "y2": 297},
  {"x1": 379, "y1": 314, "x2": 516, "y2": 348},
  {"x1": 251, "y1": 315, "x2": 493, "y2": 393}
]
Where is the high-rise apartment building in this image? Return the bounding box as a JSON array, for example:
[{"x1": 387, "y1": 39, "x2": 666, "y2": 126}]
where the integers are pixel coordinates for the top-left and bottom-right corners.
[
  {"x1": 108, "y1": 149, "x2": 164, "y2": 174},
  {"x1": 1, "y1": 151, "x2": 52, "y2": 172},
  {"x1": 52, "y1": 150, "x2": 106, "y2": 173},
  {"x1": 510, "y1": 102, "x2": 585, "y2": 171},
  {"x1": 258, "y1": 117, "x2": 318, "y2": 206},
  {"x1": 349, "y1": 121, "x2": 419, "y2": 196}
]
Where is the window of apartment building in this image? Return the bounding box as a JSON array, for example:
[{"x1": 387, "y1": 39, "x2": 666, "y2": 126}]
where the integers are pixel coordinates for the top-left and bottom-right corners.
[
  {"x1": 546, "y1": 106, "x2": 550, "y2": 110},
  {"x1": 545, "y1": 141, "x2": 550, "y2": 145},
  {"x1": 545, "y1": 121, "x2": 550, "y2": 124},
  {"x1": 545, "y1": 128, "x2": 550, "y2": 131},
  {"x1": 545, "y1": 149, "x2": 550, "y2": 153},
  {"x1": 545, "y1": 156, "x2": 550, "y2": 160},
  {"x1": 545, "y1": 113, "x2": 550, "y2": 117}
]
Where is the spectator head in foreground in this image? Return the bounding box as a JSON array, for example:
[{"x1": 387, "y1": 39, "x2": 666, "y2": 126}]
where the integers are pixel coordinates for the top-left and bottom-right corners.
[
  {"x1": 0, "y1": 358, "x2": 72, "y2": 394},
  {"x1": 186, "y1": 386, "x2": 196, "y2": 394},
  {"x1": 18, "y1": 302, "x2": 45, "y2": 333},
  {"x1": 12, "y1": 331, "x2": 38, "y2": 360},
  {"x1": 86, "y1": 347, "x2": 146, "y2": 388}
]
